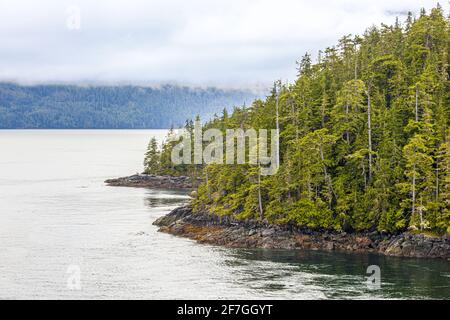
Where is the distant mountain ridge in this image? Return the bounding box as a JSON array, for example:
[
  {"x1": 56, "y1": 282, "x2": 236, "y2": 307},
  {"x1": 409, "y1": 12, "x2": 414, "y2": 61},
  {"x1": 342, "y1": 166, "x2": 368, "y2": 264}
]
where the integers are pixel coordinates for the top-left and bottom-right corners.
[{"x1": 0, "y1": 83, "x2": 260, "y2": 129}]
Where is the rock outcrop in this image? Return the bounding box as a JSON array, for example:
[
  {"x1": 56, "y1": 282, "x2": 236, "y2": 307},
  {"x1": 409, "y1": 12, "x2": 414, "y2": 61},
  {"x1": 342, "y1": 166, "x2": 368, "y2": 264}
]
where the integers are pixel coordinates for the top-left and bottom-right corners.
[
  {"x1": 105, "y1": 174, "x2": 197, "y2": 189},
  {"x1": 153, "y1": 206, "x2": 450, "y2": 260}
]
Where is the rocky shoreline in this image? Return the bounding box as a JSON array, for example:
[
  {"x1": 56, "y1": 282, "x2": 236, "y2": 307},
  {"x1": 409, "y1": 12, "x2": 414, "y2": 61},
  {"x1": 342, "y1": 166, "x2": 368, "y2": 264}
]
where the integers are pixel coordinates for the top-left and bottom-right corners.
[
  {"x1": 105, "y1": 174, "x2": 197, "y2": 189},
  {"x1": 154, "y1": 206, "x2": 450, "y2": 260}
]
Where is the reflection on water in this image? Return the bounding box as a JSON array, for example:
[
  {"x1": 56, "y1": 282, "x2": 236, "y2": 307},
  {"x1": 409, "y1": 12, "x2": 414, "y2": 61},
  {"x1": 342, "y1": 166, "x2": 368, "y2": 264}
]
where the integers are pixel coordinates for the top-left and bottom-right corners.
[
  {"x1": 223, "y1": 249, "x2": 450, "y2": 299},
  {"x1": 144, "y1": 190, "x2": 190, "y2": 208},
  {"x1": 0, "y1": 130, "x2": 449, "y2": 300}
]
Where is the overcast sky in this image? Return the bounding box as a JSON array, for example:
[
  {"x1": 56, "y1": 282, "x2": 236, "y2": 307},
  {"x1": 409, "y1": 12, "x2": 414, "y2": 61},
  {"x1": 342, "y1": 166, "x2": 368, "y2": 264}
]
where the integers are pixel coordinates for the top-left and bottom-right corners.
[{"x1": 0, "y1": 0, "x2": 446, "y2": 88}]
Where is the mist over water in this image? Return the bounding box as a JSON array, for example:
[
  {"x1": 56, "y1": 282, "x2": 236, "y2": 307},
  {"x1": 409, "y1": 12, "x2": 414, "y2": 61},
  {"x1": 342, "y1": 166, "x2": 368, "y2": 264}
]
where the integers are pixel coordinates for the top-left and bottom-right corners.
[{"x1": 0, "y1": 130, "x2": 448, "y2": 299}]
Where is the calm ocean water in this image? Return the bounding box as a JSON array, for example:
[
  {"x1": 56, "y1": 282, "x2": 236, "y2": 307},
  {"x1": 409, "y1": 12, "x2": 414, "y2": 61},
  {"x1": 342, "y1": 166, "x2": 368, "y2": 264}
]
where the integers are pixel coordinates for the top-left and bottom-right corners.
[{"x1": 0, "y1": 130, "x2": 449, "y2": 299}]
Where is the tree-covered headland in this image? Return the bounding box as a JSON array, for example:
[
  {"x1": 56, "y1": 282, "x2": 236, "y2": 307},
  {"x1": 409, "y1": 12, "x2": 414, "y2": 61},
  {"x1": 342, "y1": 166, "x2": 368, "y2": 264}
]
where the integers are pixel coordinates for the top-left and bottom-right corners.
[{"x1": 145, "y1": 6, "x2": 450, "y2": 234}]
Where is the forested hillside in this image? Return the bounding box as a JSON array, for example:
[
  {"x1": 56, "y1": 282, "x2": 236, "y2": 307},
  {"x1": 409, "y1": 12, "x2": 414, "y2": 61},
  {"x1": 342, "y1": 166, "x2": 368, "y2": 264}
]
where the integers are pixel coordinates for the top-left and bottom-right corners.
[
  {"x1": 146, "y1": 6, "x2": 449, "y2": 234},
  {"x1": 0, "y1": 83, "x2": 258, "y2": 129}
]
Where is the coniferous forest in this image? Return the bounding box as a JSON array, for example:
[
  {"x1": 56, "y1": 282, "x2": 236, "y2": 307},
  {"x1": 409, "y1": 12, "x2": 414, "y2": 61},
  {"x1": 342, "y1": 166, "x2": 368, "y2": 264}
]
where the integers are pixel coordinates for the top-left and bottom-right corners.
[
  {"x1": 0, "y1": 83, "x2": 257, "y2": 129},
  {"x1": 145, "y1": 6, "x2": 450, "y2": 235}
]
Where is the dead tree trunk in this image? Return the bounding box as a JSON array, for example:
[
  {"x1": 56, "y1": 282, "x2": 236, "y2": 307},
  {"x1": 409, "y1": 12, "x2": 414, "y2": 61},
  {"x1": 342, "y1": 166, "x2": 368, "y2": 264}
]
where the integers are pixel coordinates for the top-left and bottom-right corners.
[{"x1": 367, "y1": 84, "x2": 373, "y2": 181}]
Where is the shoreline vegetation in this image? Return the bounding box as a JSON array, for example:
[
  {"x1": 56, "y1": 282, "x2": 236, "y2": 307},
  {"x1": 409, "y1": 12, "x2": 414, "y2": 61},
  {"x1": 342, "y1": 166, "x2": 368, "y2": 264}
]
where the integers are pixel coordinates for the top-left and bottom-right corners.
[{"x1": 108, "y1": 6, "x2": 450, "y2": 260}]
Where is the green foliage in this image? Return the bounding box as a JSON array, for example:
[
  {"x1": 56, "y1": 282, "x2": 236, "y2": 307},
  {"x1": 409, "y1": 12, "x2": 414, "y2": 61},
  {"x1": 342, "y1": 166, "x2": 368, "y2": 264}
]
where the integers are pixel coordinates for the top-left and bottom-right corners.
[
  {"x1": 150, "y1": 7, "x2": 450, "y2": 234},
  {"x1": 143, "y1": 137, "x2": 160, "y2": 174}
]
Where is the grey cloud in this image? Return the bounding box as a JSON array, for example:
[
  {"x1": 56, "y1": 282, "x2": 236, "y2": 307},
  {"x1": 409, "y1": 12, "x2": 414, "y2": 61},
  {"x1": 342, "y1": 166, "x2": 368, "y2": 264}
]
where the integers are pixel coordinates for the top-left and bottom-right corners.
[{"x1": 0, "y1": 0, "x2": 446, "y2": 88}]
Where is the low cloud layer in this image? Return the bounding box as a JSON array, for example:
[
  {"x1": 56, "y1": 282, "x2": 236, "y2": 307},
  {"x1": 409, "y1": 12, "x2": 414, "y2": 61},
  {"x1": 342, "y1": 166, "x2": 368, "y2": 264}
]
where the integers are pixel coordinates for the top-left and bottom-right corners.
[{"x1": 0, "y1": 0, "x2": 445, "y2": 88}]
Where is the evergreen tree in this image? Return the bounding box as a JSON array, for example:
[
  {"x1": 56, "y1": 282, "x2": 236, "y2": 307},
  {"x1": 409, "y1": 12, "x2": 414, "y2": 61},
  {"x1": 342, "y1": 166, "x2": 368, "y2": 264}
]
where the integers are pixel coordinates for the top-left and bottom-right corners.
[{"x1": 144, "y1": 137, "x2": 160, "y2": 174}]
